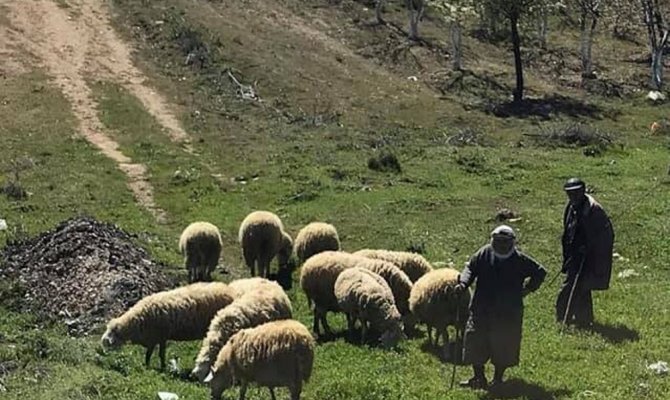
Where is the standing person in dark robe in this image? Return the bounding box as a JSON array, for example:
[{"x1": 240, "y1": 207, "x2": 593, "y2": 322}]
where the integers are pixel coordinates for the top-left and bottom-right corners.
[
  {"x1": 455, "y1": 225, "x2": 547, "y2": 389},
  {"x1": 556, "y1": 178, "x2": 614, "y2": 328}
]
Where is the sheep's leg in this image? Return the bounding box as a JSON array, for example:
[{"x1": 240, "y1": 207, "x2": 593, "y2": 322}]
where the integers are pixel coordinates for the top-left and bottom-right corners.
[
  {"x1": 441, "y1": 328, "x2": 450, "y2": 360},
  {"x1": 290, "y1": 383, "x2": 302, "y2": 400},
  {"x1": 427, "y1": 326, "x2": 433, "y2": 345},
  {"x1": 238, "y1": 382, "x2": 248, "y2": 400},
  {"x1": 243, "y1": 249, "x2": 256, "y2": 277},
  {"x1": 312, "y1": 310, "x2": 321, "y2": 336},
  {"x1": 320, "y1": 313, "x2": 333, "y2": 336},
  {"x1": 269, "y1": 387, "x2": 277, "y2": 400},
  {"x1": 159, "y1": 341, "x2": 167, "y2": 371},
  {"x1": 346, "y1": 313, "x2": 355, "y2": 335},
  {"x1": 145, "y1": 344, "x2": 155, "y2": 367},
  {"x1": 361, "y1": 320, "x2": 368, "y2": 344}
]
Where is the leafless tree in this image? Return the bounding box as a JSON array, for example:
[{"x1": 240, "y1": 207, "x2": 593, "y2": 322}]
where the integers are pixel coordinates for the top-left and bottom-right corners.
[{"x1": 640, "y1": 0, "x2": 669, "y2": 89}]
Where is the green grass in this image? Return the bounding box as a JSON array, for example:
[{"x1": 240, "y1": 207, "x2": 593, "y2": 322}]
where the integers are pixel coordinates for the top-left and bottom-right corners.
[{"x1": 2, "y1": 0, "x2": 670, "y2": 399}]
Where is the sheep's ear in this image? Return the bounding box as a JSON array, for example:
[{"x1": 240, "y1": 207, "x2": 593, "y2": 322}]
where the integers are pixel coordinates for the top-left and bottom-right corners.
[{"x1": 204, "y1": 371, "x2": 214, "y2": 383}]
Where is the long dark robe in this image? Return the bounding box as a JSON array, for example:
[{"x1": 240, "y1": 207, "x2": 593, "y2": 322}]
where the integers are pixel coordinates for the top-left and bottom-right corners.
[{"x1": 459, "y1": 245, "x2": 546, "y2": 368}]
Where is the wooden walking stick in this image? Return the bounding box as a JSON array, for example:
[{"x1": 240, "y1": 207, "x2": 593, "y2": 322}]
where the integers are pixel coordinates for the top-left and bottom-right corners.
[{"x1": 560, "y1": 256, "x2": 586, "y2": 333}]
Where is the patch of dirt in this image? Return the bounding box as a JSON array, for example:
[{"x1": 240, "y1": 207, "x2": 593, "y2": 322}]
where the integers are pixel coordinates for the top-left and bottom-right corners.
[
  {"x1": 0, "y1": 216, "x2": 173, "y2": 336},
  {"x1": 2, "y1": 0, "x2": 201, "y2": 221}
]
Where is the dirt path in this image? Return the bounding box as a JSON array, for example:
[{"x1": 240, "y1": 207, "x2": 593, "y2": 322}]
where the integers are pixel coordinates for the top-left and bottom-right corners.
[{"x1": 3, "y1": 0, "x2": 196, "y2": 221}]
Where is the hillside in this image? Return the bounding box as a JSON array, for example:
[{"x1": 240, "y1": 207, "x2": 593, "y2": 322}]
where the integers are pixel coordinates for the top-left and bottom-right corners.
[{"x1": 0, "y1": 0, "x2": 669, "y2": 399}]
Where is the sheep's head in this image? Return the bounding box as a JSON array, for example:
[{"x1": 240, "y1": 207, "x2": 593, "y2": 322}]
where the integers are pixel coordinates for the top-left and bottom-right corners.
[
  {"x1": 191, "y1": 361, "x2": 211, "y2": 383},
  {"x1": 205, "y1": 365, "x2": 233, "y2": 400},
  {"x1": 380, "y1": 317, "x2": 405, "y2": 349},
  {"x1": 101, "y1": 321, "x2": 125, "y2": 350}
]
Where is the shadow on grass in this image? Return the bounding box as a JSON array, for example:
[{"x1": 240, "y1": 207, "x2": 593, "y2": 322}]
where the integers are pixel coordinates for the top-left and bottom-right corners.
[
  {"x1": 587, "y1": 321, "x2": 640, "y2": 344},
  {"x1": 484, "y1": 96, "x2": 606, "y2": 120},
  {"x1": 419, "y1": 341, "x2": 467, "y2": 365},
  {"x1": 480, "y1": 378, "x2": 572, "y2": 400}
]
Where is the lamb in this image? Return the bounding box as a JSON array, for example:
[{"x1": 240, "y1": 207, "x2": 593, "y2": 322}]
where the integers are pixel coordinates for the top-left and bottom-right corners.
[
  {"x1": 205, "y1": 319, "x2": 315, "y2": 400},
  {"x1": 354, "y1": 249, "x2": 434, "y2": 283},
  {"x1": 179, "y1": 221, "x2": 223, "y2": 282},
  {"x1": 238, "y1": 211, "x2": 293, "y2": 278},
  {"x1": 359, "y1": 260, "x2": 414, "y2": 332},
  {"x1": 334, "y1": 267, "x2": 405, "y2": 348},
  {"x1": 409, "y1": 267, "x2": 470, "y2": 359},
  {"x1": 101, "y1": 282, "x2": 236, "y2": 370},
  {"x1": 294, "y1": 222, "x2": 341, "y2": 264},
  {"x1": 192, "y1": 279, "x2": 293, "y2": 382},
  {"x1": 299, "y1": 251, "x2": 361, "y2": 336}
]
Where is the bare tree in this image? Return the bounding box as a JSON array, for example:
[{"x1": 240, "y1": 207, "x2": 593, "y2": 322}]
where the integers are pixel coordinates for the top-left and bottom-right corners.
[
  {"x1": 407, "y1": 0, "x2": 426, "y2": 40},
  {"x1": 575, "y1": 0, "x2": 602, "y2": 79},
  {"x1": 640, "y1": 0, "x2": 669, "y2": 90},
  {"x1": 429, "y1": 1, "x2": 475, "y2": 70},
  {"x1": 484, "y1": 0, "x2": 538, "y2": 103}
]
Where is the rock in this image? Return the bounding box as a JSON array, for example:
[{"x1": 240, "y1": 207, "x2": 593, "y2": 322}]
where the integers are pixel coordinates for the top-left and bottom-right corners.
[
  {"x1": 617, "y1": 269, "x2": 639, "y2": 279},
  {"x1": 646, "y1": 91, "x2": 666, "y2": 102},
  {"x1": 647, "y1": 361, "x2": 669, "y2": 375},
  {"x1": 157, "y1": 392, "x2": 179, "y2": 400},
  {"x1": 0, "y1": 219, "x2": 6, "y2": 231}
]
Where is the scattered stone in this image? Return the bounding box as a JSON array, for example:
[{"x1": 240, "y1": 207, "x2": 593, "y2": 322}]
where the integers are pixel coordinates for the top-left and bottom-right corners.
[
  {"x1": 617, "y1": 269, "x2": 639, "y2": 279},
  {"x1": 647, "y1": 361, "x2": 669, "y2": 375},
  {"x1": 157, "y1": 392, "x2": 179, "y2": 400},
  {"x1": 646, "y1": 91, "x2": 666, "y2": 103},
  {"x1": 0, "y1": 216, "x2": 173, "y2": 335},
  {"x1": 0, "y1": 219, "x2": 6, "y2": 231}
]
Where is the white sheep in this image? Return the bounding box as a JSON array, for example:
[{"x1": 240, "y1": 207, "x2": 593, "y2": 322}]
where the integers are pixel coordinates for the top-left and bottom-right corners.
[
  {"x1": 359, "y1": 259, "x2": 414, "y2": 332},
  {"x1": 239, "y1": 211, "x2": 293, "y2": 278},
  {"x1": 294, "y1": 222, "x2": 341, "y2": 264},
  {"x1": 354, "y1": 249, "x2": 434, "y2": 283},
  {"x1": 192, "y1": 279, "x2": 292, "y2": 382},
  {"x1": 299, "y1": 251, "x2": 361, "y2": 336},
  {"x1": 334, "y1": 267, "x2": 404, "y2": 348},
  {"x1": 101, "y1": 282, "x2": 236, "y2": 369},
  {"x1": 205, "y1": 319, "x2": 315, "y2": 400},
  {"x1": 409, "y1": 267, "x2": 470, "y2": 359},
  {"x1": 179, "y1": 221, "x2": 223, "y2": 282}
]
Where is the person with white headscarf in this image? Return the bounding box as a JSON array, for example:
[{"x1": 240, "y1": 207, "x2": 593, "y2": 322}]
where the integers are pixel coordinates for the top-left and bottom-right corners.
[{"x1": 455, "y1": 225, "x2": 547, "y2": 389}]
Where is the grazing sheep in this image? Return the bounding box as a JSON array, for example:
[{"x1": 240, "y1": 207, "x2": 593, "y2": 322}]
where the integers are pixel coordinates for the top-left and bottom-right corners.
[
  {"x1": 409, "y1": 268, "x2": 470, "y2": 359},
  {"x1": 179, "y1": 222, "x2": 223, "y2": 282},
  {"x1": 294, "y1": 222, "x2": 341, "y2": 264},
  {"x1": 101, "y1": 282, "x2": 236, "y2": 370},
  {"x1": 299, "y1": 251, "x2": 361, "y2": 336},
  {"x1": 354, "y1": 249, "x2": 434, "y2": 283},
  {"x1": 192, "y1": 279, "x2": 293, "y2": 382},
  {"x1": 360, "y1": 260, "x2": 414, "y2": 332},
  {"x1": 205, "y1": 319, "x2": 315, "y2": 400},
  {"x1": 239, "y1": 211, "x2": 293, "y2": 278},
  {"x1": 334, "y1": 267, "x2": 405, "y2": 348}
]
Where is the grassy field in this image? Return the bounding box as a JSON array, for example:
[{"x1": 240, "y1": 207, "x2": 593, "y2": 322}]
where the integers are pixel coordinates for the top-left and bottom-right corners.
[{"x1": 2, "y1": 0, "x2": 670, "y2": 399}]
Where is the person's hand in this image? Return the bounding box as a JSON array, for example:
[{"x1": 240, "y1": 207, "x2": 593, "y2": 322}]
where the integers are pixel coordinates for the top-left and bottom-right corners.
[{"x1": 453, "y1": 283, "x2": 466, "y2": 294}]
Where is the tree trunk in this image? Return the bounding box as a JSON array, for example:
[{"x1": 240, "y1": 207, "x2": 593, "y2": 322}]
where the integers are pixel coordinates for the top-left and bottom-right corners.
[
  {"x1": 510, "y1": 11, "x2": 524, "y2": 103},
  {"x1": 651, "y1": 47, "x2": 664, "y2": 90},
  {"x1": 538, "y1": 4, "x2": 548, "y2": 48},
  {"x1": 451, "y1": 21, "x2": 463, "y2": 71},
  {"x1": 580, "y1": 8, "x2": 598, "y2": 79},
  {"x1": 376, "y1": 0, "x2": 385, "y2": 23},
  {"x1": 407, "y1": 0, "x2": 422, "y2": 40}
]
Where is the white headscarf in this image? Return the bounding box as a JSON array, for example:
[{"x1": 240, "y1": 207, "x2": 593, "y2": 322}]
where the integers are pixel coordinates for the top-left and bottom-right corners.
[{"x1": 491, "y1": 225, "x2": 517, "y2": 260}]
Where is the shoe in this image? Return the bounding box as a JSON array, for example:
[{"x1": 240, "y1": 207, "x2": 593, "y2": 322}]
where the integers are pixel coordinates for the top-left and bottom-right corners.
[
  {"x1": 458, "y1": 377, "x2": 487, "y2": 390},
  {"x1": 490, "y1": 378, "x2": 504, "y2": 387}
]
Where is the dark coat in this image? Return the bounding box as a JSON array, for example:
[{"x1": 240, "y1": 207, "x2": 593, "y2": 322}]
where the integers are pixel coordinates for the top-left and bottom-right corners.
[
  {"x1": 459, "y1": 245, "x2": 546, "y2": 367},
  {"x1": 562, "y1": 194, "x2": 614, "y2": 291}
]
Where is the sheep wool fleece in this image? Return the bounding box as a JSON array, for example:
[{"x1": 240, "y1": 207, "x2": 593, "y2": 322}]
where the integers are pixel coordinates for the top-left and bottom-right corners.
[{"x1": 459, "y1": 244, "x2": 547, "y2": 368}]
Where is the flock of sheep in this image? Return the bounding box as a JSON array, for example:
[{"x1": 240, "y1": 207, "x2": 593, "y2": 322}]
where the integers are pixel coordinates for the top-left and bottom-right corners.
[{"x1": 101, "y1": 211, "x2": 471, "y2": 400}]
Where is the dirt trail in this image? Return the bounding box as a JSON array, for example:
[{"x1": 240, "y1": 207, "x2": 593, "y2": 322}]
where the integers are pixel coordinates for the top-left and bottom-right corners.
[{"x1": 3, "y1": 0, "x2": 196, "y2": 221}]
